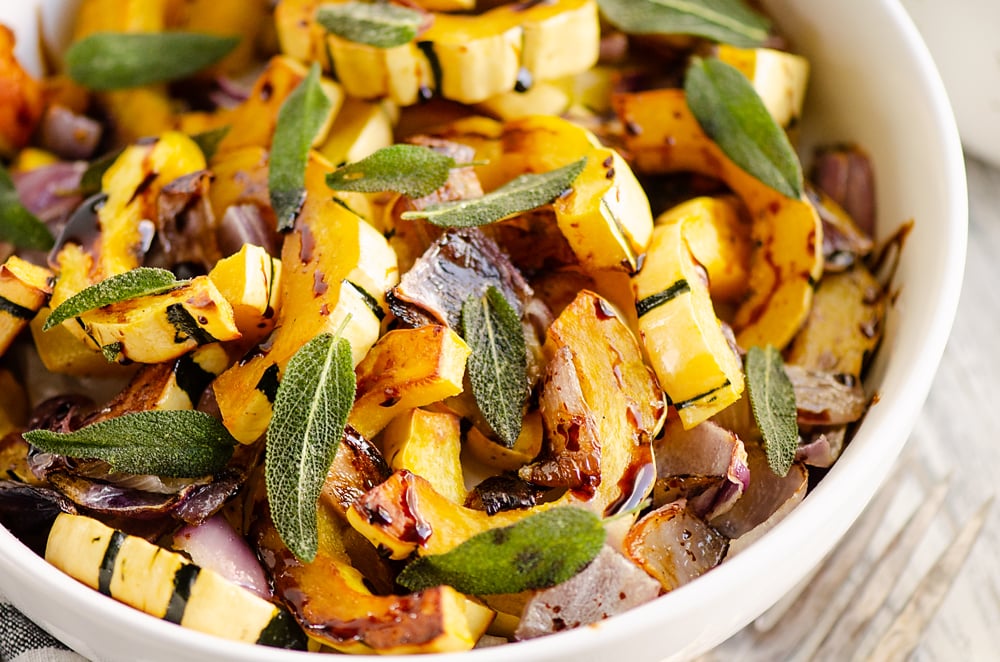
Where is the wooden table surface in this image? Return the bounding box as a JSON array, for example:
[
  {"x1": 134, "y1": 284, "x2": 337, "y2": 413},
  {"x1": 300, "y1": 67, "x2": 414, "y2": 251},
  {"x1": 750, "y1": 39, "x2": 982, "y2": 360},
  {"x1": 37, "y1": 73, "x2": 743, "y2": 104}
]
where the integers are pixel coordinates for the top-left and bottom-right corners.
[{"x1": 702, "y1": 155, "x2": 1000, "y2": 660}]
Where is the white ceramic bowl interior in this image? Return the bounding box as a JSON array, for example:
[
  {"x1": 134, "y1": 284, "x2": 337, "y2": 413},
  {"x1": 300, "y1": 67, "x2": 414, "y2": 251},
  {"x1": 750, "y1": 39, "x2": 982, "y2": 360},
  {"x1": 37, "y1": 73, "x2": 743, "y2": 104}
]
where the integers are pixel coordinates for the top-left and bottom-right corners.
[{"x1": 0, "y1": 1, "x2": 967, "y2": 661}]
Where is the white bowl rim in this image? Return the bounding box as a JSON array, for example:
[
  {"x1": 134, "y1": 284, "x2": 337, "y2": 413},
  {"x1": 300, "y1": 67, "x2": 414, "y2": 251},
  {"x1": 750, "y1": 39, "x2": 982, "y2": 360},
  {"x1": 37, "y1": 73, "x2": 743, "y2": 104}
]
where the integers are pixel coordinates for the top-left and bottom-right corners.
[{"x1": 0, "y1": 0, "x2": 968, "y2": 660}]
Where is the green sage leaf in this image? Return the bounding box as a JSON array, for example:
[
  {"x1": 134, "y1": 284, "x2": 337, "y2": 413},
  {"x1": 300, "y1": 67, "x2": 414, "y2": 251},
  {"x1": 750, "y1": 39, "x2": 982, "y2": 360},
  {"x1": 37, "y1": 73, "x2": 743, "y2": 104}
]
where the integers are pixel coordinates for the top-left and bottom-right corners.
[
  {"x1": 597, "y1": 0, "x2": 770, "y2": 48},
  {"x1": 316, "y1": 1, "x2": 425, "y2": 49},
  {"x1": 685, "y1": 57, "x2": 803, "y2": 199},
  {"x1": 22, "y1": 410, "x2": 235, "y2": 477},
  {"x1": 397, "y1": 507, "x2": 606, "y2": 594},
  {"x1": 191, "y1": 125, "x2": 231, "y2": 161},
  {"x1": 402, "y1": 157, "x2": 586, "y2": 228},
  {"x1": 43, "y1": 267, "x2": 184, "y2": 331},
  {"x1": 79, "y1": 149, "x2": 123, "y2": 196},
  {"x1": 325, "y1": 144, "x2": 457, "y2": 198},
  {"x1": 269, "y1": 63, "x2": 332, "y2": 232},
  {"x1": 745, "y1": 345, "x2": 797, "y2": 477},
  {"x1": 266, "y1": 331, "x2": 356, "y2": 563},
  {"x1": 65, "y1": 32, "x2": 240, "y2": 90},
  {"x1": 461, "y1": 287, "x2": 528, "y2": 448},
  {"x1": 0, "y1": 165, "x2": 54, "y2": 251}
]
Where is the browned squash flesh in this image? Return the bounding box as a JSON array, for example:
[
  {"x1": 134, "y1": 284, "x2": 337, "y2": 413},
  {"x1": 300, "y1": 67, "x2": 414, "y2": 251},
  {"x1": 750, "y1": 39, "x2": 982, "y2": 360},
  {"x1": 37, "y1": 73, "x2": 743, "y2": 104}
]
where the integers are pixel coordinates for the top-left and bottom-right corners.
[
  {"x1": 529, "y1": 290, "x2": 665, "y2": 515},
  {"x1": 613, "y1": 89, "x2": 823, "y2": 350},
  {"x1": 348, "y1": 325, "x2": 470, "y2": 440},
  {"x1": 253, "y1": 505, "x2": 492, "y2": 654},
  {"x1": 784, "y1": 262, "x2": 885, "y2": 379}
]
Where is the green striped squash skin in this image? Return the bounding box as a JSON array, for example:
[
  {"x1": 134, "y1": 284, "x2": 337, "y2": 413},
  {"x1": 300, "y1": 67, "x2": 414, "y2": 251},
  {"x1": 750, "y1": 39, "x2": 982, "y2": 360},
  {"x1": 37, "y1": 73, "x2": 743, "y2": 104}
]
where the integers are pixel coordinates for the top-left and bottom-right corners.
[{"x1": 47, "y1": 513, "x2": 307, "y2": 650}]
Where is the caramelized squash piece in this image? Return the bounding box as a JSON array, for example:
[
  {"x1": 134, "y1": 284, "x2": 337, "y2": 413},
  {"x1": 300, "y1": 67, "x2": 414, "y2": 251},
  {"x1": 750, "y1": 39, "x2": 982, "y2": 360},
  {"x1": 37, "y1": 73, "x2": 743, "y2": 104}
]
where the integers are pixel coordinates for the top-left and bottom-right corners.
[
  {"x1": 530, "y1": 290, "x2": 665, "y2": 514},
  {"x1": 208, "y1": 244, "x2": 282, "y2": 344},
  {"x1": 382, "y1": 409, "x2": 466, "y2": 505},
  {"x1": 0, "y1": 256, "x2": 52, "y2": 357},
  {"x1": 613, "y1": 89, "x2": 823, "y2": 349},
  {"x1": 785, "y1": 262, "x2": 885, "y2": 378},
  {"x1": 348, "y1": 326, "x2": 470, "y2": 440},
  {"x1": 465, "y1": 410, "x2": 543, "y2": 472},
  {"x1": 214, "y1": 152, "x2": 397, "y2": 444},
  {"x1": 276, "y1": 0, "x2": 598, "y2": 106},
  {"x1": 255, "y1": 504, "x2": 493, "y2": 654},
  {"x1": 435, "y1": 115, "x2": 653, "y2": 272},
  {"x1": 0, "y1": 368, "x2": 27, "y2": 440},
  {"x1": 215, "y1": 55, "x2": 343, "y2": 155},
  {"x1": 347, "y1": 470, "x2": 556, "y2": 560},
  {"x1": 75, "y1": 275, "x2": 240, "y2": 364},
  {"x1": 631, "y1": 206, "x2": 745, "y2": 428},
  {"x1": 716, "y1": 45, "x2": 809, "y2": 129}
]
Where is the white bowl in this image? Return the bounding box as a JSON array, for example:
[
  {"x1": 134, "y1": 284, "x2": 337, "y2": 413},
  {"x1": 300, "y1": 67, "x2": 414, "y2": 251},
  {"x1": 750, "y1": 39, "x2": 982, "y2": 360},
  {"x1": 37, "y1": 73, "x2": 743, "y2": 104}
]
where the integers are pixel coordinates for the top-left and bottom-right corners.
[{"x1": 0, "y1": 1, "x2": 967, "y2": 661}]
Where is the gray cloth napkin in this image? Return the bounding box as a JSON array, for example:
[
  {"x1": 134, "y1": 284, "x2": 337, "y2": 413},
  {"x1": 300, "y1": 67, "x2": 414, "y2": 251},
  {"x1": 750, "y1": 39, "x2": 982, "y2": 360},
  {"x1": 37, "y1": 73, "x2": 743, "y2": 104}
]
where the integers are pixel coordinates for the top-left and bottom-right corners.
[{"x1": 0, "y1": 594, "x2": 86, "y2": 662}]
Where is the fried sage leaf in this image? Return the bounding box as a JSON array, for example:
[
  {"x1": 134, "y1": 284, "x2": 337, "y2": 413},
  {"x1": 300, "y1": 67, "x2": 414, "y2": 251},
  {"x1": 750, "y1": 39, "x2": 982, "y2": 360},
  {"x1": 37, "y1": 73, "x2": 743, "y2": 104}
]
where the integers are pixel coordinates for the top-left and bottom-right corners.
[
  {"x1": 461, "y1": 286, "x2": 529, "y2": 448},
  {"x1": 685, "y1": 57, "x2": 803, "y2": 199},
  {"x1": 66, "y1": 32, "x2": 240, "y2": 90},
  {"x1": 597, "y1": 0, "x2": 771, "y2": 48},
  {"x1": 397, "y1": 507, "x2": 606, "y2": 594},
  {"x1": 402, "y1": 158, "x2": 586, "y2": 228},
  {"x1": 266, "y1": 331, "x2": 356, "y2": 563},
  {"x1": 745, "y1": 345, "x2": 798, "y2": 476},
  {"x1": 43, "y1": 267, "x2": 184, "y2": 330},
  {"x1": 0, "y1": 165, "x2": 54, "y2": 251},
  {"x1": 316, "y1": 1, "x2": 426, "y2": 49},
  {"x1": 325, "y1": 144, "x2": 457, "y2": 198},
  {"x1": 269, "y1": 63, "x2": 332, "y2": 232},
  {"x1": 23, "y1": 411, "x2": 235, "y2": 477}
]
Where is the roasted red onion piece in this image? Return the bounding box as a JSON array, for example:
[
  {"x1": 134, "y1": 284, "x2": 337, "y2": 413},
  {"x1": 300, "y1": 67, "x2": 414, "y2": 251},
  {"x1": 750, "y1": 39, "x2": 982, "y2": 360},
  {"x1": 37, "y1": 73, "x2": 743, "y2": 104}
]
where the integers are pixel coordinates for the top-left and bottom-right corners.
[
  {"x1": 652, "y1": 418, "x2": 749, "y2": 519},
  {"x1": 37, "y1": 105, "x2": 102, "y2": 161},
  {"x1": 795, "y1": 427, "x2": 846, "y2": 468},
  {"x1": 151, "y1": 170, "x2": 220, "y2": 272},
  {"x1": 319, "y1": 426, "x2": 391, "y2": 520},
  {"x1": 514, "y1": 546, "x2": 661, "y2": 640},
  {"x1": 12, "y1": 161, "x2": 86, "y2": 229},
  {"x1": 520, "y1": 345, "x2": 601, "y2": 492},
  {"x1": 785, "y1": 364, "x2": 867, "y2": 426},
  {"x1": 811, "y1": 144, "x2": 876, "y2": 237},
  {"x1": 388, "y1": 228, "x2": 533, "y2": 329},
  {"x1": 217, "y1": 203, "x2": 278, "y2": 257},
  {"x1": 710, "y1": 442, "x2": 808, "y2": 554},
  {"x1": 173, "y1": 513, "x2": 271, "y2": 599},
  {"x1": 623, "y1": 499, "x2": 728, "y2": 591},
  {"x1": 807, "y1": 184, "x2": 874, "y2": 271},
  {"x1": 0, "y1": 481, "x2": 76, "y2": 554}
]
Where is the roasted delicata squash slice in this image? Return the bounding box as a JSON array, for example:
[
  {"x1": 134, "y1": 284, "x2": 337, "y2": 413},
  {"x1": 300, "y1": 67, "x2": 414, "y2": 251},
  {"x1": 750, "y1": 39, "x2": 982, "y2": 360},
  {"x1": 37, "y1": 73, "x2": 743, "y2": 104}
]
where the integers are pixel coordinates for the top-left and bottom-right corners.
[
  {"x1": 527, "y1": 290, "x2": 666, "y2": 514},
  {"x1": 276, "y1": 0, "x2": 599, "y2": 106},
  {"x1": 715, "y1": 45, "x2": 810, "y2": 129},
  {"x1": 348, "y1": 325, "x2": 470, "y2": 440},
  {"x1": 785, "y1": 262, "x2": 886, "y2": 379},
  {"x1": 213, "y1": 55, "x2": 343, "y2": 155},
  {"x1": 50, "y1": 131, "x2": 206, "y2": 292},
  {"x1": 317, "y1": 97, "x2": 395, "y2": 168},
  {"x1": 0, "y1": 256, "x2": 52, "y2": 357},
  {"x1": 46, "y1": 513, "x2": 306, "y2": 648},
  {"x1": 435, "y1": 115, "x2": 653, "y2": 272},
  {"x1": 347, "y1": 469, "x2": 557, "y2": 560},
  {"x1": 382, "y1": 409, "x2": 466, "y2": 505},
  {"x1": 631, "y1": 203, "x2": 746, "y2": 429},
  {"x1": 613, "y1": 89, "x2": 823, "y2": 349},
  {"x1": 213, "y1": 152, "x2": 398, "y2": 444},
  {"x1": 208, "y1": 244, "x2": 282, "y2": 344},
  {"x1": 255, "y1": 503, "x2": 492, "y2": 654},
  {"x1": 72, "y1": 274, "x2": 240, "y2": 364}
]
